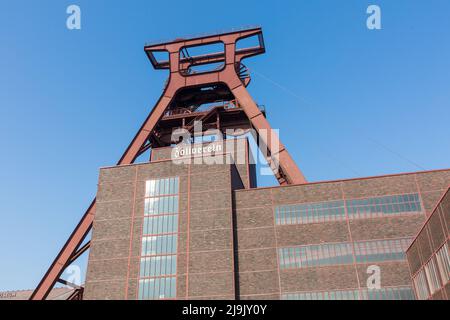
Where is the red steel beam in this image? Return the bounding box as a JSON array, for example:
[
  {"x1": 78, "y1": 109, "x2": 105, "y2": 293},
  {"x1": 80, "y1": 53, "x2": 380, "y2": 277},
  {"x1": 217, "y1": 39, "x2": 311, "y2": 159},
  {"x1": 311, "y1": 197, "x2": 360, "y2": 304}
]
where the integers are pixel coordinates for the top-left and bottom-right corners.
[
  {"x1": 30, "y1": 200, "x2": 95, "y2": 300},
  {"x1": 69, "y1": 241, "x2": 91, "y2": 264}
]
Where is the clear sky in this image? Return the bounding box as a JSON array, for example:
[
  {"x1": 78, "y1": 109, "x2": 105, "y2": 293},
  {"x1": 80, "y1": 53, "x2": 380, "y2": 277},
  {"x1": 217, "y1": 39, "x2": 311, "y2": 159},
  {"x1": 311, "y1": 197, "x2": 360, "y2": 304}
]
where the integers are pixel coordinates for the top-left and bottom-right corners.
[{"x1": 0, "y1": 0, "x2": 449, "y2": 291}]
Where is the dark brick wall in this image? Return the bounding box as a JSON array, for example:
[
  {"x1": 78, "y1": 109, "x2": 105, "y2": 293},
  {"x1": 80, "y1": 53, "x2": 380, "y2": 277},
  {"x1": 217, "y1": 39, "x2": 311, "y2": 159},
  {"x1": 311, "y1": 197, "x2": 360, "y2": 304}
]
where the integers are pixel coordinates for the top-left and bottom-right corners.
[
  {"x1": 85, "y1": 160, "x2": 243, "y2": 300},
  {"x1": 85, "y1": 162, "x2": 450, "y2": 300},
  {"x1": 235, "y1": 169, "x2": 450, "y2": 300},
  {"x1": 85, "y1": 161, "x2": 189, "y2": 300}
]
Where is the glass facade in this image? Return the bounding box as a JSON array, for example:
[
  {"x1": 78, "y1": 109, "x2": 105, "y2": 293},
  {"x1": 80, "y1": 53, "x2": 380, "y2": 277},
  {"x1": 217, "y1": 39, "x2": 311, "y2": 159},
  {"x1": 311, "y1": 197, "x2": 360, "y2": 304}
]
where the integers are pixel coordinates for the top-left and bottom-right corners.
[
  {"x1": 279, "y1": 238, "x2": 412, "y2": 269},
  {"x1": 413, "y1": 242, "x2": 450, "y2": 299},
  {"x1": 413, "y1": 269, "x2": 430, "y2": 300},
  {"x1": 436, "y1": 243, "x2": 450, "y2": 284},
  {"x1": 138, "y1": 177, "x2": 179, "y2": 300},
  {"x1": 346, "y1": 194, "x2": 421, "y2": 219},
  {"x1": 279, "y1": 243, "x2": 353, "y2": 269},
  {"x1": 424, "y1": 257, "x2": 441, "y2": 295},
  {"x1": 275, "y1": 200, "x2": 345, "y2": 225},
  {"x1": 353, "y1": 238, "x2": 410, "y2": 263},
  {"x1": 282, "y1": 286, "x2": 415, "y2": 300},
  {"x1": 275, "y1": 193, "x2": 422, "y2": 225}
]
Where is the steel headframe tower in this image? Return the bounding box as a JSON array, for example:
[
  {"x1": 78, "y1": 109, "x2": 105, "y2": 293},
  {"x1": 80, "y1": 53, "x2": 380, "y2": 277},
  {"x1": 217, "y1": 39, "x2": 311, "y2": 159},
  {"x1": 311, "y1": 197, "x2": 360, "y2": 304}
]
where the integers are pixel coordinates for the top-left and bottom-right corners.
[{"x1": 30, "y1": 26, "x2": 307, "y2": 300}]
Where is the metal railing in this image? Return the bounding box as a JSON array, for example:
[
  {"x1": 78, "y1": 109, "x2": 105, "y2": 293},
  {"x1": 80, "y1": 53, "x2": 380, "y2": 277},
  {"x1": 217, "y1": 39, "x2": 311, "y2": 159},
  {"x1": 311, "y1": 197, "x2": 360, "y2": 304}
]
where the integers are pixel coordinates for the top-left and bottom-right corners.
[
  {"x1": 163, "y1": 100, "x2": 266, "y2": 118},
  {"x1": 145, "y1": 25, "x2": 261, "y2": 47}
]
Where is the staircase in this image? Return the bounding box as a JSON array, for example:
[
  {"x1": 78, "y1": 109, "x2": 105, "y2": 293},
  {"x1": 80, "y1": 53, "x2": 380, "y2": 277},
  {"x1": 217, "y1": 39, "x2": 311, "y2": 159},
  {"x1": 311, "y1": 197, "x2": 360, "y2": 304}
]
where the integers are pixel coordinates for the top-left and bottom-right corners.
[
  {"x1": 184, "y1": 106, "x2": 220, "y2": 132},
  {"x1": 265, "y1": 155, "x2": 288, "y2": 185},
  {"x1": 237, "y1": 62, "x2": 251, "y2": 87}
]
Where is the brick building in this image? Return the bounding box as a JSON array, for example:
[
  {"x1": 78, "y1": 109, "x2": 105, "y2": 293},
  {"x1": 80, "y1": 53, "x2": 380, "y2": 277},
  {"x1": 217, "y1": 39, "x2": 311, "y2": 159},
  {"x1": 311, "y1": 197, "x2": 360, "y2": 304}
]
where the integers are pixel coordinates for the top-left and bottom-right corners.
[
  {"x1": 84, "y1": 140, "x2": 450, "y2": 300},
  {"x1": 406, "y1": 187, "x2": 450, "y2": 300}
]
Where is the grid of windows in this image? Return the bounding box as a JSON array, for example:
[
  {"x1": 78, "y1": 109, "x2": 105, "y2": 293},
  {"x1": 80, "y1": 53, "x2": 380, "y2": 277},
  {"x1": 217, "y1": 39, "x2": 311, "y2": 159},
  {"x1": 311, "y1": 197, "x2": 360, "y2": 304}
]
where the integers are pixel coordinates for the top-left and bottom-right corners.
[
  {"x1": 140, "y1": 255, "x2": 177, "y2": 277},
  {"x1": 145, "y1": 177, "x2": 179, "y2": 197},
  {"x1": 141, "y1": 235, "x2": 178, "y2": 256},
  {"x1": 424, "y1": 257, "x2": 442, "y2": 295},
  {"x1": 274, "y1": 193, "x2": 422, "y2": 226},
  {"x1": 360, "y1": 287, "x2": 415, "y2": 300},
  {"x1": 413, "y1": 269, "x2": 430, "y2": 300},
  {"x1": 346, "y1": 194, "x2": 421, "y2": 219},
  {"x1": 282, "y1": 287, "x2": 415, "y2": 300},
  {"x1": 275, "y1": 201, "x2": 345, "y2": 225},
  {"x1": 353, "y1": 238, "x2": 410, "y2": 263},
  {"x1": 138, "y1": 277, "x2": 176, "y2": 300},
  {"x1": 412, "y1": 242, "x2": 450, "y2": 300},
  {"x1": 279, "y1": 243, "x2": 353, "y2": 269},
  {"x1": 143, "y1": 215, "x2": 178, "y2": 235},
  {"x1": 283, "y1": 289, "x2": 359, "y2": 300},
  {"x1": 436, "y1": 243, "x2": 450, "y2": 284},
  {"x1": 145, "y1": 196, "x2": 179, "y2": 215},
  {"x1": 279, "y1": 238, "x2": 412, "y2": 269},
  {"x1": 138, "y1": 177, "x2": 179, "y2": 300}
]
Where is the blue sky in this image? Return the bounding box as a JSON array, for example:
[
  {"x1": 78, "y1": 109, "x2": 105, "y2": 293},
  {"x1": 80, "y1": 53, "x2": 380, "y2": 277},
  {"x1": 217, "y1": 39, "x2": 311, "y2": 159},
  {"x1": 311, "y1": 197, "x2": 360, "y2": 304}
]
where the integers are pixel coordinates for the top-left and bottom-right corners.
[{"x1": 0, "y1": 0, "x2": 449, "y2": 291}]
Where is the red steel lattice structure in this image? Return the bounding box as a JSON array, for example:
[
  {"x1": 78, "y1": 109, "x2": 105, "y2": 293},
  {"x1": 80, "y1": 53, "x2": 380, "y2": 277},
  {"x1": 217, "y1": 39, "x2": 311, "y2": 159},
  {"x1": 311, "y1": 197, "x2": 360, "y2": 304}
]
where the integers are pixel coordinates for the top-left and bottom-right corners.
[{"x1": 30, "y1": 27, "x2": 307, "y2": 300}]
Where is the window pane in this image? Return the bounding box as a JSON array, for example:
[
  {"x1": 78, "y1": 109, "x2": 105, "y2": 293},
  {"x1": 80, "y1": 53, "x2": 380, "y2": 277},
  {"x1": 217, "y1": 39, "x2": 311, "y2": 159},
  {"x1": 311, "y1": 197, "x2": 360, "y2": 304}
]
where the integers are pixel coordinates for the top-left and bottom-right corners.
[
  {"x1": 274, "y1": 200, "x2": 345, "y2": 225},
  {"x1": 140, "y1": 178, "x2": 180, "y2": 300},
  {"x1": 346, "y1": 193, "x2": 422, "y2": 219}
]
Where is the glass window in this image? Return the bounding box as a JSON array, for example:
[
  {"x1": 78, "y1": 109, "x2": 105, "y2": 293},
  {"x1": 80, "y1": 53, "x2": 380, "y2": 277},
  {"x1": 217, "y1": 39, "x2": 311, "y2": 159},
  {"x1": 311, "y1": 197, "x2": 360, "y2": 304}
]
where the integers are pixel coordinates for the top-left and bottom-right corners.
[
  {"x1": 141, "y1": 234, "x2": 177, "y2": 256},
  {"x1": 435, "y1": 243, "x2": 450, "y2": 285},
  {"x1": 138, "y1": 277, "x2": 176, "y2": 300},
  {"x1": 282, "y1": 287, "x2": 414, "y2": 300},
  {"x1": 413, "y1": 269, "x2": 430, "y2": 300},
  {"x1": 354, "y1": 238, "x2": 411, "y2": 263},
  {"x1": 279, "y1": 242, "x2": 353, "y2": 269},
  {"x1": 143, "y1": 215, "x2": 178, "y2": 235},
  {"x1": 424, "y1": 257, "x2": 442, "y2": 295},
  {"x1": 140, "y1": 255, "x2": 177, "y2": 277},
  {"x1": 346, "y1": 193, "x2": 422, "y2": 219},
  {"x1": 275, "y1": 200, "x2": 345, "y2": 225},
  {"x1": 274, "y1": 193, "x2": 421, "y2": 226},
  {"x1": 280, "y1": 238, "x2": 411, "y2": 269},
  {"x1": 144, "y1": 196, "x2": 179, "y2": 215},
  {"x1": 139, "y1": 177, "x2": 180, "y2": 300}
]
